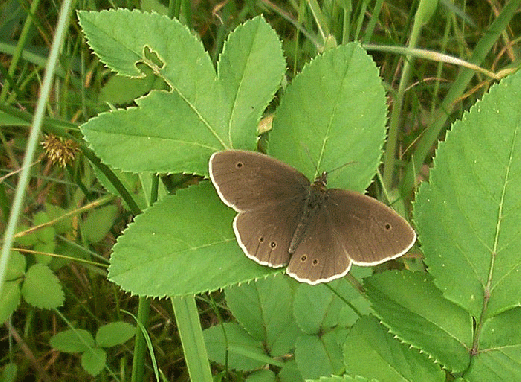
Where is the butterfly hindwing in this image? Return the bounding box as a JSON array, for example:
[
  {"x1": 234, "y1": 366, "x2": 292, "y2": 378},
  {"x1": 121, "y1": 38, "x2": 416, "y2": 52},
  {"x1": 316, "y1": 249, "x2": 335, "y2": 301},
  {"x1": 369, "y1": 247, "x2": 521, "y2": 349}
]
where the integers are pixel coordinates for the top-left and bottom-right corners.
[
  {"x1": 234, "y1": 195, "x2": 306, "y2": 267},
  {"x1": 326, "y1": 189, "x2": 416, "y2": 265},
  {"x1": 286, "y1": 204, "x2": 352, "y2": 284}
]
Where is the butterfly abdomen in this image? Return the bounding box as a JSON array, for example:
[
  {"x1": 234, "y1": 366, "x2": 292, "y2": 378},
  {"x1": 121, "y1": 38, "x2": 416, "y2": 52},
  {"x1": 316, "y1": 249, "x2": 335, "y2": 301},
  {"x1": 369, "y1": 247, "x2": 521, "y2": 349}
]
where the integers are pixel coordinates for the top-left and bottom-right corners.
[{"x1": 289, "y1": 184, "x2": 328, "y2": 254}]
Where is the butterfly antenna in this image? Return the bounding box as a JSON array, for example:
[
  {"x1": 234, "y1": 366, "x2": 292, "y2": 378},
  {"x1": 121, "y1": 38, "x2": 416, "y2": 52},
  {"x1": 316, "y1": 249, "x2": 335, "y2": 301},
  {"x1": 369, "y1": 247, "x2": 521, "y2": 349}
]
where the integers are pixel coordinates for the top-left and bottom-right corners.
[
  {"x1": 300, "y1": 143, "x2": 357, "y2": 177},
  {"x1": 328, "y1": 160, "x2": 357, "y2": 175}
]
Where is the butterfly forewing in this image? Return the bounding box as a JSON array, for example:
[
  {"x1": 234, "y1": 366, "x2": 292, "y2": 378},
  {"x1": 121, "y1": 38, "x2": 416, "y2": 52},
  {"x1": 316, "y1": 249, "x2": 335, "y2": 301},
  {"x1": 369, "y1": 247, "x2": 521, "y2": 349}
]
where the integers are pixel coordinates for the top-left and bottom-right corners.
[
  {"x1": 326, "y1": 189, "x2": 416, "y2": 265},
  {"x1": 209, "y1": 151, "x2": 310, "y2": 212}
]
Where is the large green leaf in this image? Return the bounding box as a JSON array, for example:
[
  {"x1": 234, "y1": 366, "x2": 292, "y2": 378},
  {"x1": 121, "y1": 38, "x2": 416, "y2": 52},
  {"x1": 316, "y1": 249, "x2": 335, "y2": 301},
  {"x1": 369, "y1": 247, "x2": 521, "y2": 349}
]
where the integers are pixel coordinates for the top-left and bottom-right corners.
[
  {"x1": 78, "y1": 11, "x2": 285, "y2": 174},
  {"x1": 217, "y1": 16, "x2": 285, "y2": 148},
  {"x1": 296, "y1": 329, "x2": 347, "y2": 380},
  {"x1": 291, "y1": 274, "x2": 371, "y2": 380},
  {"x1": 414, "y1": 70, "x2": 521, "y2": 319},
  {"x1": 364, "y1": 271, "x2": 472, "y2": 372},
  {"x1": 293, "y1": 272, "x2": 371, "y2": 335},
  {"x1": 414, "y1": 69, "x2": 521, "y2": 380},
  {"x1": 204, "y1": 322, "x2": 272, "y2": 371},
  {"x1": 204, "y1": 277, "x2": 303, "y2": 377},
  {"x1": 225, "y1": 276, "x2": 301, "y2": 357},
  {"x1": 465, "y1": 307, "x2": 521, "y2": 381},
  {"x1": 108, "y1": 182, "x2": 280, "y2": 296},
  {"x1": 270, "y1": 43, "x2": 387, "y2": 192},
  {"x1": 343, "y1": 316, "x2": 444, "y2": 381}
]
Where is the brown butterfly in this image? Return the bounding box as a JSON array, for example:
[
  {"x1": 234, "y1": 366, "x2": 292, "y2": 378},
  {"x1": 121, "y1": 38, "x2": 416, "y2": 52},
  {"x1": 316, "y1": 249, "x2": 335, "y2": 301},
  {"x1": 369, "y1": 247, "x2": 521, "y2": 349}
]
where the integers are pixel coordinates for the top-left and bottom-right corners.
[{"x1": 209, "y1": 150, "x2": 415, "y2": 285}]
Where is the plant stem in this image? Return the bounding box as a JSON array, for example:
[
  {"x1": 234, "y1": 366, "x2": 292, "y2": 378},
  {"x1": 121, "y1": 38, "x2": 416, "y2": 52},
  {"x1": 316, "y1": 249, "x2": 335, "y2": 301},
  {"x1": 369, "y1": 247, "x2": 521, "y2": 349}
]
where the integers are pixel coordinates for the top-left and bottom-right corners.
[
  {"x1": 382, "y1": 0, "x2": 433, "y2": 189},
  {"x1": 131, "y1": 298, "x2": 151, "y2": 382},
  {"x1": 172, "y1": 295, "x2": 213, "y2": 382}
]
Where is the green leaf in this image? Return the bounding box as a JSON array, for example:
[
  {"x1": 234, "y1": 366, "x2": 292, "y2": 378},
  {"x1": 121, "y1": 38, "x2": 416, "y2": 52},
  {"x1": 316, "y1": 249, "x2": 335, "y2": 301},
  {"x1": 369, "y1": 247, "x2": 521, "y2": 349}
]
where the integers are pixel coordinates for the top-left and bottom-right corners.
[
  {"x1": 364, "y1": 271, "x2": 472, "y2": 372},
  {"x1": 99, "y1": 72, "x2": 160, "y2": 105},
  {"x1": 414, "y1": 70, "x2": 521, "y2": 319},
  {"x1": 79, "y1": 11, "x2": 284, "y2": 174},
  {"x1": 81, "y1": 204, "x2": 119, "y2": 244},
  {"x1": 14, "y1": 223, "x2": 36, "y2": 246},
  {"x1": 225, "y1": 276, "x2": 301, "y2": 357},
  {"x1": 95, "y1": 321, "x2": 136, "y2": 348},
  {"x1": 218, "y1": 16, "x2": 285, "y2": 149},
  {"x1": 307, "y1": 376, "x2": 371, "y2": 382},
  {"x1": 294, "y1": 284, "x2": 334, "y2": 334},
  {"x1": 465, "y1": 307, "x2": 521, "y2": 381},
  {"x1": 78, "y1": 9, "x2": 223, "y2": 130},
  {"x1": 343, "y1": 316, "x2": 444, "y2": 381},
  {"x1": 32, "y1": 211, "x2": 55, "y2": 263},
  {"x1": 92, "y1": 167, "x2": 148, "y2": 211},
  {"x1": 0, "y1": 111, "x2": 29, "y2": 126},
  {"x1": 81, "y1": 90, "x2": 223, "y2": 174},
  {"x1": 50, "y1": 329, "x2": 96, "y2": 353},
  {"x1": 78, "y1": 9, "x2": 223, "y2": 174},
  {"x1": 5, "y1": 250, "x2": 26, "y2": 280},
  {"x1": 0, "y1": 281, "x2": 21, "y2": 323},
  {"x1": 1, "y1": 251, "x2": 25, "y2": 321},
  {"x1": 0, "y1": 363, "x2": 18, "y2": 382},
  {"x1": 108, "y1": 182, "x2": 280, "y2": 297},
  {"x1": 204, "y1": 322, "x2": 272, "y2": 371},
  {"x1": 270, "y1": 42, "x2": 387, "y2": 192},
  {"x1": 45, "y1": 203, "x2": 73, "y2": 235},
  {"x1": 21, "y1": 264, "x2": 64, "y2": 309},
  {"x1": 81, "y1": 347, "x2": 107, "y2": 376},
  {"x1": 246, "y1": 369, "x2": 276, "y2": 382},
  {"x1": 278, "y1": 360, "x2": 304, "y2": 382},
  {"x1": 295, "y1": 330, "x2": 346, "y2": 380},
  {"x1": 34, "y1": 211, "x2": 55, "y2": 243},
  {"x1": 293, "y1": 274, "x2": 371, "y2": 335},
  {"x1": 33, "y1": 241, "x2": 54, "y2": 264}
]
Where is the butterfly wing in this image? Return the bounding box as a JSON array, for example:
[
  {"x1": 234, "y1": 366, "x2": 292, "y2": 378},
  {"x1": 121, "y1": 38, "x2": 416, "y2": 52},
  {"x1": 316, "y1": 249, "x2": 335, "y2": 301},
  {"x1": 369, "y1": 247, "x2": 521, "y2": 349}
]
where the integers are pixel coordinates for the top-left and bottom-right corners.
[
  {"x1": 209, "y1": 150, "x2": 311, "y2": 267},
  {"x1": 326, "y1": 189, "x2": 416, "y2": 265},
  {"x1": 234, "y1": 195, "x2": 306, "y2": 267},
  {"x1": 286, "y1": 204, "x2": 352, "y2": 284},
  {"x1": 287, "y1": 189, "x2": 415, "y2": 284},
  {"x1": 209, "y1": 150, "x2": 310, "y2": 211}
]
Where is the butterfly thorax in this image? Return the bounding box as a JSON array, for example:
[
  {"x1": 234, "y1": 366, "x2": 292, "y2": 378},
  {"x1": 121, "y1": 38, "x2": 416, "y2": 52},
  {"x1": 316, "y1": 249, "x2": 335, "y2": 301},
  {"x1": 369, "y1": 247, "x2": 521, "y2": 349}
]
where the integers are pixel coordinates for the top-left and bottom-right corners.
[
  {"x1": 313, "y1": 172, "x2": 328, "y2": 191},
  {"x1": 288, "y1": 172, "x2": 329, "y2": 254}
]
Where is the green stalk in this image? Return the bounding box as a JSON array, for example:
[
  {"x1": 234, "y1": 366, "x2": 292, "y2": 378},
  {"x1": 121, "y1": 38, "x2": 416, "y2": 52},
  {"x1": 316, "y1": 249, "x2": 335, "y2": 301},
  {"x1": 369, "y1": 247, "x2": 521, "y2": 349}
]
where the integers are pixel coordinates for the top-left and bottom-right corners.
[
  {"x1": 307, "y1": 0, "x2": 329, "y2": 42},
  {"x1": 131, "y1": 298, "x2": 151, "y2": 382},
  {"x1": 401, "y1": 0, "x2": 521, "y2": 198},
  {"x1": 0, "y1": 0, "x2": 76, "y2": 300},
  {"x1": 131, "y1": 175, "x2": 159, "y2": 382},
  {"x1": 341, "y1": 3, "x2": 351, "y2": 44},
  {"x1": 382, "y1": 0, "x2": 437, "y2": 189},
  {"x1": 362, "y1": 0, "x2": 384, "y2": 44},
  {"x1": 172, "y1": 296, "x2": 213, "y2": 382}
]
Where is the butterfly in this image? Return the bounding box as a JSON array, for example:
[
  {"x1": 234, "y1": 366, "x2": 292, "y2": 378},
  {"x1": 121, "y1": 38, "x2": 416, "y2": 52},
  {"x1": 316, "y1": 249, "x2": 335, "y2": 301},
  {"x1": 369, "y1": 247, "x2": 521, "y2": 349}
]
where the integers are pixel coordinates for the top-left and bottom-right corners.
[{"x1": 209, "y1": 150, "x2": 416, "y2": 284}]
